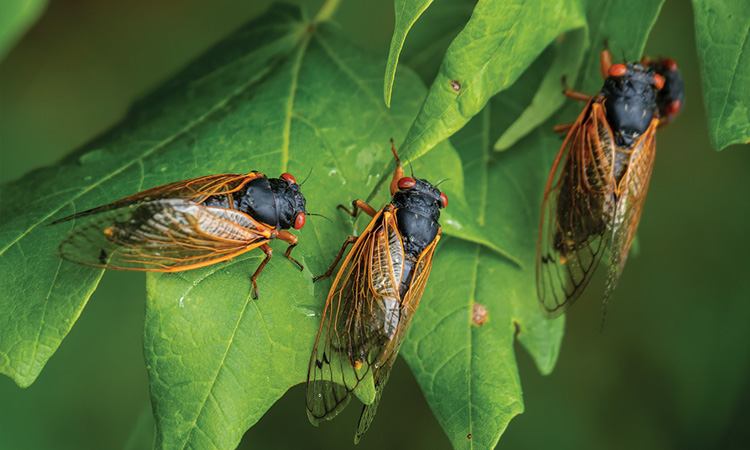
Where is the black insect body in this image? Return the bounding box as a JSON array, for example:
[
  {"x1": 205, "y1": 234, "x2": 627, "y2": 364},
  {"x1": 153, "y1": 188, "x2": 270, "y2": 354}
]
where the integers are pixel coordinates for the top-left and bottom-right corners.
[{"x1": 202, "y1": 173, "x2": 307, "y2": 231}]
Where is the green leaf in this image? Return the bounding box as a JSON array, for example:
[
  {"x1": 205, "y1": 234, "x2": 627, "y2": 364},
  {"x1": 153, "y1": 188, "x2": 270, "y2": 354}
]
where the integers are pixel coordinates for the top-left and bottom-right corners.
[
  {"x1": 399, "y1": 0, "x2": 476, "y2": 85},
  {"x1": 401, "y1": 101, "x2": 564, "y2": 450},
  {"x1": 494, "y1": 27, "x2": 588, "y2": 151},
  {"x1": 692, "y1": 0, "x2": 750, "y2": 150},
  {"x1": 383, "y1": 0, "x2": 434, "y2": 107},
  {"x1": 397, "y1": 0, "x2": 586, "y2": 163},
  {"x1": 137, "y1": 5, "x2": 483, "y2": 449},
  {"x1": 0, "y1": 0, "x2": 46, "y2": 61},
  {"x1": 0, "y1": 3, "x2": 307, "y2": 388}
]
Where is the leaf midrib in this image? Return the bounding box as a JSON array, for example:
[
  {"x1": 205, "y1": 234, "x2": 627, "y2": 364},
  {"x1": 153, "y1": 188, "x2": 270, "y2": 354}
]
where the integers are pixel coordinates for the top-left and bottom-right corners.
[{"x1": 176, "y1": 34, "x2": 311, "y2": 450}]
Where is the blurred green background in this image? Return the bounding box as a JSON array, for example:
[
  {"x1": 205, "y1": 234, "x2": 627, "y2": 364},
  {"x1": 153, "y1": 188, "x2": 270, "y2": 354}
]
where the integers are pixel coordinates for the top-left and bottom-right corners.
[{"x1": 1, "y1": 0, "x2": 749, "y2": 449}]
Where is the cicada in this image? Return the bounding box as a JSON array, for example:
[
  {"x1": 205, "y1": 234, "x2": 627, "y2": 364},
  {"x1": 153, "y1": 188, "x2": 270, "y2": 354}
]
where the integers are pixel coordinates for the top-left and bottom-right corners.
[
  {"x1": 306, "y1": 140, "x2": 448, "y2": 442},
  {"x1": 537, "y1": 49, "x2": 669, "y2": 318},
  {"x1": 51, "y1": 171, "x2": 307, "y2": 299},
  {"x1": 641, "y1": 56, "x2": 684, "y2": 126}
]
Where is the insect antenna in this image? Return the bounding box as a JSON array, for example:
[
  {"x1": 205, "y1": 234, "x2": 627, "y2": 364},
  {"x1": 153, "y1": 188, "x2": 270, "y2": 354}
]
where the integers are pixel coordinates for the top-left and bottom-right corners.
[
  {"x1": 299, "y1": 167, "x2": 314, "y2": 186},
  {"x1": 306, "y1": 212, "x2": 332, "y2": 222}
]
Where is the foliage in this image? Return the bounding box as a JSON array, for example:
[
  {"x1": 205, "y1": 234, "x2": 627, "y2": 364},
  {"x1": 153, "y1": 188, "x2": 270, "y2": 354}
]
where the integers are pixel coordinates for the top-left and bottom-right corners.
[
  {"x1": 1, "y1": 0, "x2": 749, "y2": 449},
  {"x1": 0, "y1": 0, "x2": 47, "y2": 61},
  {"x1": 691, "y1": 0, "x2": 750, "y2": 149}
]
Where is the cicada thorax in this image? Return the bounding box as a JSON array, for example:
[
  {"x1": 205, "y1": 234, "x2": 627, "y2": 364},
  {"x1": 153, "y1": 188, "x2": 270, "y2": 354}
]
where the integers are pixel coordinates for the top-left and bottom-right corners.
[
  {"x1": 201, "y1": 173, "x2": 307, "y2": 232},
  {"x1": 365, "y1": 192, "x2": 442, "y2": 342},
  {"x1": 391, "y1": 179, "x2": 443, "y2": 293}
]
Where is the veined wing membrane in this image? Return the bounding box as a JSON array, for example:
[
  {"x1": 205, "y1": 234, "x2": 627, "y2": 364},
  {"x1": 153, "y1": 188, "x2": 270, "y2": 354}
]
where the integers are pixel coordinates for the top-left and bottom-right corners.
[
  {"x1": 603, "y1": 120, "x2": 658, "y2": 312},
  {"x1": 537, "y1": 102, "x2": 616, "y2": 317},
  {"x1": 355, "y1": 228, "x2": 438, "y2": 443},
  {"x1": 51, "y1": 173, "x2": 259, "y2": 224},
  {"x1": 58, "y1": 199, "x2": 271, "y2": 271}
]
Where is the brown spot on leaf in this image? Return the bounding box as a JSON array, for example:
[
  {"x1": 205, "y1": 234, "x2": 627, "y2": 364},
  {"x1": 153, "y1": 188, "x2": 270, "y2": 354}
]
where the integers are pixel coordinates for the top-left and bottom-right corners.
[
  {"x1": 472, "y1": 303, "x2": 488, "y2": 326},
  {"x1": 450, "y1": 80, "x2": 461, "y2": 92},
  {"x1": 467, "y1": 433, "x2": 472, "y2": 440}
]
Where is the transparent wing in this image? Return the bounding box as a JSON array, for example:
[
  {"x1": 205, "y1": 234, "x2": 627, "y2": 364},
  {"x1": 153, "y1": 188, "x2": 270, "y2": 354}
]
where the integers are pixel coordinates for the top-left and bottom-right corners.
[
  {"x1": 58, "y1": 199, "x2": 271, "y2": 271},
  {"x1": 602, "y1": 119, "x2": 658, "y2": 315},
  {"x1": 307, "y1": 208, "x2": 439, "y2": 438},
  {"x1": 51, "y1": 172, "x2": 262, "y2": 225},
  {"x1": 355, "y1": 230, "x2": 439, "y2": 443},
  {"x1": 306, "y1": 209, "x2": 393, "y2": 424},
  {"x1": 537, "y1": 101, "x2": 617, "y2": 317}
]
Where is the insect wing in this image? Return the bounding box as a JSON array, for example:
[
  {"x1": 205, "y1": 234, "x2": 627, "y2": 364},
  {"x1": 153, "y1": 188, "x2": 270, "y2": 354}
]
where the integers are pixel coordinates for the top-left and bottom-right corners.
[
  {"x1": 307, "y1": 208, "x2": 438, "y2": 433},
  {"x1": 58, "y1": 199, "x2": 272, "y2": 271},
  {"x1": 355, "y1": 228, "x2": 439, "y2": 443},
  {"x1": 306, "y1": 209, "x2": 390, "y2": 424},
  {"x1": 51, "y1": 172, "x2": 263, "y2": 225},
  {"x1": 602, "y1": 120, "x2": 658, "y2": 312},
  {"x1": 537, "y1": 101, "x2": 617, "y2": 317}
]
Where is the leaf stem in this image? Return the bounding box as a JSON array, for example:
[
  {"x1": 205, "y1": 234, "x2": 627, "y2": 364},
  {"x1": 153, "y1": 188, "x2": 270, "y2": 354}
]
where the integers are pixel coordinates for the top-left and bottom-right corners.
[{"x1": 314, "y1": 0, "x2": 342, "y2": 22}]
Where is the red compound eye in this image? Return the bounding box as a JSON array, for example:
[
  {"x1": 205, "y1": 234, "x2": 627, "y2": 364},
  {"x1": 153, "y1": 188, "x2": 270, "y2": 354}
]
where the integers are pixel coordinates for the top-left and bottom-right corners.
[
  {"x1": 665, "y1": 99, "x2": 681, "y2": 116},
  {"x1": 281, "y1": 173, "x2": 296, "y2": 184},
  {"x1": 662, "y1": 58, "x2": 678, "y2": 72},
  {"x1": 653, "y1": 73, "x2": 665, "y2": 90},
  {"x1": 293, "y1": 212, "x2": 305, "y2": 230},
  {"x1": 609, "y1": 64, "x2": 627, "y2": 77},
  {"x1": 440, "y1": 192, "x2": 449, "y2": 208},
  {"x1": 398, "y1": 177, "x2": 416, "y2": 189}
]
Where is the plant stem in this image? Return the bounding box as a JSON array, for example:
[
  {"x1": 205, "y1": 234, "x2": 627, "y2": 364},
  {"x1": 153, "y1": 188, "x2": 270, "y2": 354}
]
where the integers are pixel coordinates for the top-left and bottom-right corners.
[{"x1": 314, "y1": 0, "x2": 342, "y2": 22}]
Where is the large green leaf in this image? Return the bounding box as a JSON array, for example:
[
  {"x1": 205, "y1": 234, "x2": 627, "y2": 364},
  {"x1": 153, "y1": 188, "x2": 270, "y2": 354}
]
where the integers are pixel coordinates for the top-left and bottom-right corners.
[
  {"x1": 494, "y1": 27, "x2": 588, "y2": 151},
  {"x1": 394, "y1": 2, "x2": 674, "y2": 445},
  {"x1": 0, "y1": 0, "x2": 46, "y2": 61},
  {"x1": 399, "y1": 0, "x2": 476, "y2": 85},
  {"x1": 0, "y1": 1, "x2": 677, "y2": 449},
  {"x1": 401, "y1": 101, "x2": 564, "y2": 450},
  {"x1": 691, "y1": 0, "x2": 750, "y2": 150},
  {"x1": 0, "y1": 4, "x2": 306, "y2": 388},
  {"x1": 384, "y1": 0, "x2": 588, "y2": 153},
  {"x1": 396, "y1": 0, "x2": 585, "y2": 164},
  {"x1": 123, "y1": 4, "x2": 510, "y2": 449},
  {"x1": 383, "y1": 0, "x2": 434, "y2": 107}
]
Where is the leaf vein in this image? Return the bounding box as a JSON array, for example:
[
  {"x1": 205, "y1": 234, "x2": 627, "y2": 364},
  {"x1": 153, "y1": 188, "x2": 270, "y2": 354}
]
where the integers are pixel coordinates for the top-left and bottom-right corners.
[{"x1": 714, "y1": 24, "x2": 749, "y2": 145}]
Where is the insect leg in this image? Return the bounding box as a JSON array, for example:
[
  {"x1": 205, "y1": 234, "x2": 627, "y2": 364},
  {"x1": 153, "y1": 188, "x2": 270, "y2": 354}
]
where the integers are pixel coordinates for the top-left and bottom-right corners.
[
  {"x1": 250, "y1": 243, "x2": 273, "y2": 300},
  {"x1": 337, "y1": 200, "x2": 377, "y2": 218},
  {"x1": 600, "y1": 49, "x2": 613, "y2": 79},
  {"x1": 312, "y1": 236, "x2": 358, "y2": 283},
  {"x1": 277, "y1": 230, "x2": 303, "y2": 271},
  {"x1": 388, "y1": 138, "x2": 405, "y2": 195},
  {"x1": 560, "y1": 75, "x2": 592, "y2": 103},
  {"x1": 563, "y1": 89, "x2": 593, "y2": 103},
  {"x1": 553, "y1": 123, "x2": 575, "y2": 133}
]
